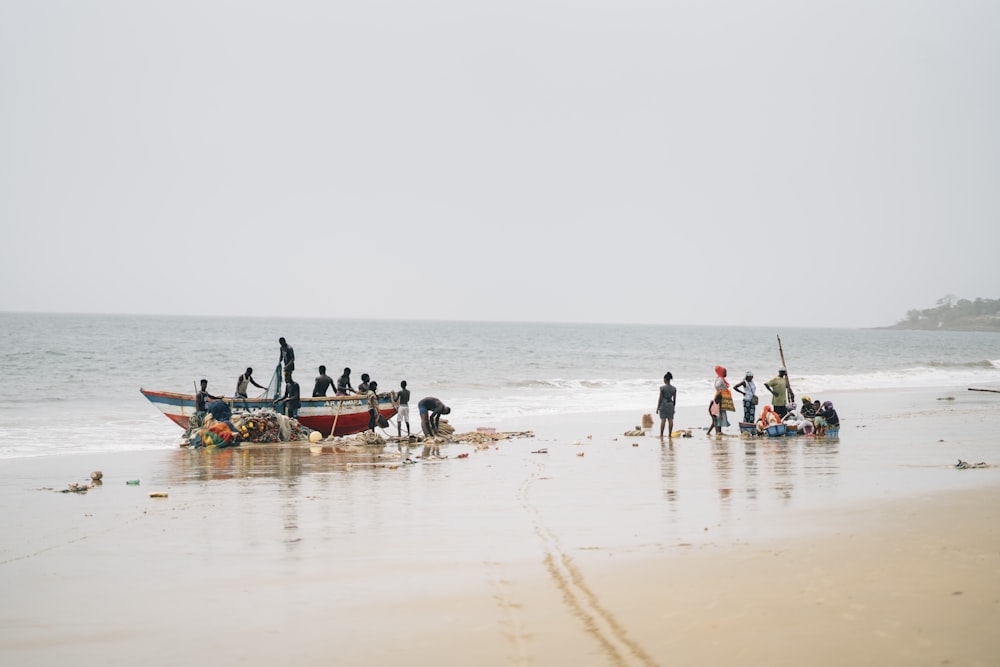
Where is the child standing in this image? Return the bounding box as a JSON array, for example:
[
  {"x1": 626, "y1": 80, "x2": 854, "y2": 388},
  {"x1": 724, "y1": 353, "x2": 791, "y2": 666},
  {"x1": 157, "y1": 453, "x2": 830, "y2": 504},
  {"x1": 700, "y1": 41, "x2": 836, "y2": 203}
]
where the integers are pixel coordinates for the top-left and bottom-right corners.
[{"x1": 707, "y1": 395, "x2": 721, "y2": 436}]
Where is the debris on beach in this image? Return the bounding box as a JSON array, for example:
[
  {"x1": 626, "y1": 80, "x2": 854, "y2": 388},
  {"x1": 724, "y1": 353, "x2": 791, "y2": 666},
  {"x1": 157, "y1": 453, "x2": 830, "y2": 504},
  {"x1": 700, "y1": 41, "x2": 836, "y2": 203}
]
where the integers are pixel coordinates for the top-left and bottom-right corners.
[
  {"x1": 314, "y1": 422, "x2": 533, "y2": 458},
  {"x1": 452, "y1": 429, "x2": 534, "y2": 445},
  {"x1": 955, "y1": 459, "x2": 988, "y2": 469},
  {"x1": 59, "y1": 482, "x2": 91, "y2": 494},
  {"x1": 624, "y1": 426, "x2": 644, "y2": 436},
  {"x1": 148, "y1": 491, "x2": 169, "y2": 498},
  {"x1": 331, "y1": 431, "x2": 387, "y2": 447},
  {"x1": 531, "y1": 448, "x2": 548, "y2": 454},
  {"x1": 90, "y1": 471, "x2": 103, "y2": 481}
]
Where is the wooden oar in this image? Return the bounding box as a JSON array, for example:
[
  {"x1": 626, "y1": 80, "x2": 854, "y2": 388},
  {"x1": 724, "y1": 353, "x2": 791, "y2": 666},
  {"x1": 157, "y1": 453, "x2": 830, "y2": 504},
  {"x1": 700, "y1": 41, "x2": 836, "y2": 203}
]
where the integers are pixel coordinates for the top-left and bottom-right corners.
[{"x1": 329, "y1": 397, "x2": 344, "y2": 437}]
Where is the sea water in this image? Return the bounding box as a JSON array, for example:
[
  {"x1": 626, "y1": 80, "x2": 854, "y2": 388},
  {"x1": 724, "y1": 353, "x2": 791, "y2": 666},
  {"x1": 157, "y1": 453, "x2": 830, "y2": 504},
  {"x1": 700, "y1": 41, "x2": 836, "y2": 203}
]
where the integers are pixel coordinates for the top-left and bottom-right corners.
[{"x1": 0, "y1": 312, "x2": 998, "y2": 459}]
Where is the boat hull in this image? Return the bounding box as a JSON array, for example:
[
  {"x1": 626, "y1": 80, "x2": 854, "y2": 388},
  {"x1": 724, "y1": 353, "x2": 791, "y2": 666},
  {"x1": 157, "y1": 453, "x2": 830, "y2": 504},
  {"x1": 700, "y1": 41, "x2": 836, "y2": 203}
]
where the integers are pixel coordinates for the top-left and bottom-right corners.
[{"x1": 140, "y1": 389, "x2": 397, "y2": 437}]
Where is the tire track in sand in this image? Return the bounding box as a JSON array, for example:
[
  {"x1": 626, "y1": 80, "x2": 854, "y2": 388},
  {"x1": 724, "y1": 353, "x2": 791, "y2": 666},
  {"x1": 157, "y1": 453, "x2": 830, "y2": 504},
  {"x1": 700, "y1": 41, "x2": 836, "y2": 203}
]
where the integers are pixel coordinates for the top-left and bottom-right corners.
[
  {"x1": 518, "y1": 460, "x2": 660, "y2": 667},
  {"x1": 484, "y1": 560, "x2": 532, "y2": 666}
]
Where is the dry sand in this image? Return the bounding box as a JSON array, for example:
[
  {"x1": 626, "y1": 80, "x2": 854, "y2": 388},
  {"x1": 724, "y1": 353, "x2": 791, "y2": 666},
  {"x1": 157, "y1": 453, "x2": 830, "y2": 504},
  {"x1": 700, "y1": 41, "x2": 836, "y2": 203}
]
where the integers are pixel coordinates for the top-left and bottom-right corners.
[{"x1": 1, "y1": 388, "x2": 998, "y2": 666}]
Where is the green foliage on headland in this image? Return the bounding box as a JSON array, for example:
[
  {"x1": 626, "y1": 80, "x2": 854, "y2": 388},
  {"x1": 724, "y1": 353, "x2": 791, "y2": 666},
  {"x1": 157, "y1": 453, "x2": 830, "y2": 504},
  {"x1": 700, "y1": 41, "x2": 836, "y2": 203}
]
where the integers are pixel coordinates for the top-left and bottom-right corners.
[{"x1": 887, "y1": 296, "x2": 1000, "y2": 332}]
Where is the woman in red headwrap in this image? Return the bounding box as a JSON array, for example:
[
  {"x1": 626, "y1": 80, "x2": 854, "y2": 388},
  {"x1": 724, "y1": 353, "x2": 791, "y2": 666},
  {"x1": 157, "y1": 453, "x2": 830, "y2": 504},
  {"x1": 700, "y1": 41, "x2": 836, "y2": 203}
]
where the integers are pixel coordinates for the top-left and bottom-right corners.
[{"x1": 712, "y1": 366, "x2": 733, "y2": 435}]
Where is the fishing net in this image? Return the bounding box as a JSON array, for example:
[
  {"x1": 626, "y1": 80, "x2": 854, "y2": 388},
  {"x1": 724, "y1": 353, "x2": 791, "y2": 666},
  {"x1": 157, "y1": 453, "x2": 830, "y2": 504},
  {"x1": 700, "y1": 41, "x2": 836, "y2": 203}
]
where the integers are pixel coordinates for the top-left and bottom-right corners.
[
  {"x1": 230, "y1": 408, "x2": 313, "y2": 443},
  {"x1": 185, "y1": 408, "x2": 314, "y2": 447},
  {"x1": 263, "y1": 363, "x2": 283, "y2": 400}
]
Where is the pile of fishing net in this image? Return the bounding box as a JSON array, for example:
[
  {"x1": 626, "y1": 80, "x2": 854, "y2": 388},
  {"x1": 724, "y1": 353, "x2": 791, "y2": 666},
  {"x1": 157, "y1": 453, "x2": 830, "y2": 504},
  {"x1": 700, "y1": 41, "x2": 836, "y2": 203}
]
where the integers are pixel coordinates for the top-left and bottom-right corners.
[
  {"x1": 188, "y1": 420, "x2": 241, "y2": 449},
  {"x1": 325, "y1": 430, "x2": 386, "y2": 447},
  {"x1": 184, "y1": 408, "x2": 314, "y2": 448},
  {"x1": 231, "y1": 408, "x2": 314, "y2": 442}
]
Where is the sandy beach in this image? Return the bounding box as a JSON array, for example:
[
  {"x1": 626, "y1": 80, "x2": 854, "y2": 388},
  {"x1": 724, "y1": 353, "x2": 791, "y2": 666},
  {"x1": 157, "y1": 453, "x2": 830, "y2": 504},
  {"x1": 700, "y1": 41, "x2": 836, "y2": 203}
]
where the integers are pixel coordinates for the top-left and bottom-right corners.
[{"x1": 1, "y1": 387, "x2": 999, "y2": 666}]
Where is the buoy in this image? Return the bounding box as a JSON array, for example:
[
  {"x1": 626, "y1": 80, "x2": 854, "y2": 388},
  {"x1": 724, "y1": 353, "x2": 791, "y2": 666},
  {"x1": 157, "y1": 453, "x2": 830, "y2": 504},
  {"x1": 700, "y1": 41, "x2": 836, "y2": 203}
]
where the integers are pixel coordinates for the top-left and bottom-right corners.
[{"x1": 309, "y1": 431, "x2": 322, "y2": 443}]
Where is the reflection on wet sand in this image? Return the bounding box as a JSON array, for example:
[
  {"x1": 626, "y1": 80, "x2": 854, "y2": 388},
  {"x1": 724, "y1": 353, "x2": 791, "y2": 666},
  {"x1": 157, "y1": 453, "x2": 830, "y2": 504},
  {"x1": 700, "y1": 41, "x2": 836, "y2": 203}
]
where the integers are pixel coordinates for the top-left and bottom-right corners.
[
  {"x1": 166, "y1": 443, "x2": 403, "y2": 484},
  {"x1": 762, "y1": 440, "x2": 796, "y2": 503},
  {"x1": 712, "y1": 439, "x2": 732, "y2": 510},
  {"x1": 658, "y1": 434, "x2": 843, "y2": 523},
  {"x1": 659, "y1": 438, "x2": 677, "y2": 508},
  {"x1": 803, "y1": 438, "x2": 840, "y2": 488},
  {"x1": 744, "y1": 440, "x2": 758, "y2": 506}
]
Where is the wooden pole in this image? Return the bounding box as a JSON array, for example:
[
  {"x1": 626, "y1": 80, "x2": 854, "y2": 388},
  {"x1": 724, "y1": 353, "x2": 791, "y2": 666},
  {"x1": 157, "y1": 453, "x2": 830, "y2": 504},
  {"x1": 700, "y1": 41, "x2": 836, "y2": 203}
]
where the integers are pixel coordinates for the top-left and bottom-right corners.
[
  {"x1": 777, "y1": 335, "x2": 794, "y2": 402},
  {"x1": 329, "y1": 398, "x2": 344, "y2": 437},
  {"x1": 968, "y1": 387, "x2": 1000, "y2": 394}
]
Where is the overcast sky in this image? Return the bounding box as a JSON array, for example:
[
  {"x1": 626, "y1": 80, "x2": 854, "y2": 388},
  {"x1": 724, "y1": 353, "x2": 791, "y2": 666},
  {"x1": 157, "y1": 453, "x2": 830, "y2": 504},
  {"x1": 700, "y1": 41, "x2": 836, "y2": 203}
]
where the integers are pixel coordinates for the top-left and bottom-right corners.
[{"x1": 1, "y1": 1, "x2": 997, "y2": 328}]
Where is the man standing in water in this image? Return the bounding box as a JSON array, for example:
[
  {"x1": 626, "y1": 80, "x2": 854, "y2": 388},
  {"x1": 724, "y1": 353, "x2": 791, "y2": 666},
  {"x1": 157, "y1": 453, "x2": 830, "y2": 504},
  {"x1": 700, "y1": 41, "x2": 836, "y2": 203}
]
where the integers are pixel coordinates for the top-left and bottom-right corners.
[
  {"x1": 366, "y1": 381, "x2": 380, "y2": 432},
  {"x1": 393, "y1": 380, "x2": 411, "y2": 437},
  {"x1": 656, "y1": 372, "x2": 677, "y2": 437},
  {"x1": 278, "y1": 337, "x2": 295, "y2": 381},
  {"x1": 765, "y1": 368, "x2": 794, "y2": 418}
]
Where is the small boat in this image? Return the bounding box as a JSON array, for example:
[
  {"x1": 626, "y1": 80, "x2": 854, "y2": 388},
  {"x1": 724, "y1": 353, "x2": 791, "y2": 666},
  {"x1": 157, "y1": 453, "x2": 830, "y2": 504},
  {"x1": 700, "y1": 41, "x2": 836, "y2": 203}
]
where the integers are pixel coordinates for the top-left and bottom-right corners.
[{"x1": 140, "y1": 389, "x2": 397, "y2": 437}]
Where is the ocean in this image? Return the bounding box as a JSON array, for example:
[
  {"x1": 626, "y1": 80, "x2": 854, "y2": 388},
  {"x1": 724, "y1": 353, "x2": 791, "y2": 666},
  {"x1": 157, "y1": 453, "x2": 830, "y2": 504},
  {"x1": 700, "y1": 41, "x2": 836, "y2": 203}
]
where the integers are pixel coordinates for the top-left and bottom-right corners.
[{"x1": 1, "y1": 312, "x2": 998, "y2": 459}]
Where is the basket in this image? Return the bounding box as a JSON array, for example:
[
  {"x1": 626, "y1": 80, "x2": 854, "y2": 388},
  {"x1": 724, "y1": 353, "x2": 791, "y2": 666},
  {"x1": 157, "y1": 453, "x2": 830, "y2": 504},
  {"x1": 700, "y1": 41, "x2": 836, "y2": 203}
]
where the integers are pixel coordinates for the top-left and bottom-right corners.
[
  {"x1": 765, "y1": 423, "x2": 787, "y2": 437},
  {"x1": 739, "y1": 422, "x2": 757, "y2": 434}
]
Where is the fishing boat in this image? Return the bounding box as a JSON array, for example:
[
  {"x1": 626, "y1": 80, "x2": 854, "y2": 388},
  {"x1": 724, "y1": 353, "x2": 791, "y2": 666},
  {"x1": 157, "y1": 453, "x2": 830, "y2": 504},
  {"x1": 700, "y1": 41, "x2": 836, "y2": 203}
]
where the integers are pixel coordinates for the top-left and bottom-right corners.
[{"x1": 140, "y1": 389, "x2": 398, "y2": 437}]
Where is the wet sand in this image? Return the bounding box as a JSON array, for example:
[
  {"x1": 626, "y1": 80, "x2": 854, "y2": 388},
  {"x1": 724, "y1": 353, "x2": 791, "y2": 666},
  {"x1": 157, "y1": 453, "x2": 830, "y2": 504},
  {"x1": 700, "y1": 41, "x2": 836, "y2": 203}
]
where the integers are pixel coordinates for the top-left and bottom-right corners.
[{"x1": 1, "y1": 387, "x2": 999, "y2": 666}]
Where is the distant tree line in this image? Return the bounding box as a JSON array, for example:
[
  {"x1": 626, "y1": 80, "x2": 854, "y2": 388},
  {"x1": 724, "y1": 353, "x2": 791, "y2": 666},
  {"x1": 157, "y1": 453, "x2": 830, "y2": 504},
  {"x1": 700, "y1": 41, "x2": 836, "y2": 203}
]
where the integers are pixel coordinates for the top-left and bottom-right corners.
[{"x1": 891, "y1": 295, "x2": 1000, "y2": 331}]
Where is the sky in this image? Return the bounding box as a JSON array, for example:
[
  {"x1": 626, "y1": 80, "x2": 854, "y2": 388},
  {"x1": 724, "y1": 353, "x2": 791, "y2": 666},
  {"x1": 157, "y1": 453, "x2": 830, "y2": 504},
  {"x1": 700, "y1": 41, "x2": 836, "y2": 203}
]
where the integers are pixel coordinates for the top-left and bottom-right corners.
[{"x1": 1, "y1": 1, "x2": 998, "y2": 328}]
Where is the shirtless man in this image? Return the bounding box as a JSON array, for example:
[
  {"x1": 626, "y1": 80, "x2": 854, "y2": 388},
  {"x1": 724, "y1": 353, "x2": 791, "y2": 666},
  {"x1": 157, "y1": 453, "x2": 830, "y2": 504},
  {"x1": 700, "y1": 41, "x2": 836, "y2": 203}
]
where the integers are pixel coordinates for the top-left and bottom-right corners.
[
  {"x1": 418, "y1": 397, "x2": 450, "y2": 437},
  {"x1": 278, "y1": 337, "x2": 295, "y2": 381},
  {"x1": 394, "y1": 380, "x2": 411, "y2": 437},
  {"x1": 277, "y1": 373, "x2": 301, "y2": 419},
  {"x1": 337, "y1": 368, "x2": 355, "y2": 395},
  {"x1": 312, "y1": 365, "x2": 336, "y2": 397}
]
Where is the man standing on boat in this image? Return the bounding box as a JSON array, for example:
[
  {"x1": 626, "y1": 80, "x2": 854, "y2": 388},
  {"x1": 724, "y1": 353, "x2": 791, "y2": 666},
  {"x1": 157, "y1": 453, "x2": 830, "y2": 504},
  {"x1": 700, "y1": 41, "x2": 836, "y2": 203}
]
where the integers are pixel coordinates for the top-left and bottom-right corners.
[
  {"x1": 313, "y1": 365, "x2": 337, "y2": 397},
  {"x1": 278, "y1": 337, "x2": 295, "y2": 381},
  {"x1": 337, "y1": 368, "x2": 355, "y2": 395},
  {"x1": 277, "y1": 372, "x2": 301, "y2": 419},
  {"x1": 235, "y1": 367, "x2": 266, "y2": 409}
]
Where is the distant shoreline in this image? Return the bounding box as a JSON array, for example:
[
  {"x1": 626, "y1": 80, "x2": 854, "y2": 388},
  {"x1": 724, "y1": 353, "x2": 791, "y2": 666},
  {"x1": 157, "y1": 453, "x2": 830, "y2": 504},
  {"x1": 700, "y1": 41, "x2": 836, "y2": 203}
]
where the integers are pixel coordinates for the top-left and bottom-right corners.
[{"x1": 877, "y1": 323, "x2": 1000, "y2": 332}]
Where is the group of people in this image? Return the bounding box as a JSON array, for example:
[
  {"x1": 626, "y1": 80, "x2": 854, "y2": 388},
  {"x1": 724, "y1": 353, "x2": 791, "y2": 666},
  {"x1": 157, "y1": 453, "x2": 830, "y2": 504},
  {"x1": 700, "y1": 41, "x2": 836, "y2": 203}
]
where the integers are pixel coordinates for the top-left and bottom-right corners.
[
  {"x1": 655, "y1": 366, "x2": 840, "y2": 438},
  {"x1": 195, "y1": 337, "x2": 452, "y2": 439}
]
